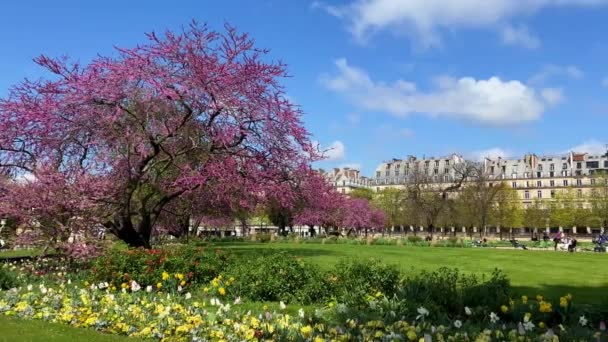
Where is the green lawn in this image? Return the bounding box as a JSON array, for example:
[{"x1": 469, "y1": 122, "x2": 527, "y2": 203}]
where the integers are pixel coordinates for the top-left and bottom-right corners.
[
  {"x1": 0, "y1": 315, "x2": 138, "y2": 342},
  {"x1": 216, "y1": 242, "x2": 608, "y2": 304}
]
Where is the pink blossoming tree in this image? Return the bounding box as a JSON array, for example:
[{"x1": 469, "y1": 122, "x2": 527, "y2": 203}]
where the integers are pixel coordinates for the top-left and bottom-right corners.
[{"x1": 0, "y1": 23, "x2": 317, "y2": 248}]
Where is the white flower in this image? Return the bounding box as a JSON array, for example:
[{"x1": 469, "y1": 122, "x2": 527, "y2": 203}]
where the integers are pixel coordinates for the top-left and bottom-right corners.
[
  {"x1": 130, "y1": 281, "x2": 141, "y2": 292},
  {"x1": 465, "y1": 306, "x2": 472, "y2": 316},
  {"x1": 579, "y1": 315, "x2": 588, "y2": 326},
  {"x1": 523, "y1": 320, "x2": 535, "y2": 331},
  {"x1": 185, "y1": 292, "x2": 192, "y2": 300},
  {"x1": 40, "y1": 286, "x2": 48, "y2": 294},
  {"x1": 453, "y1": 320, "x2": 462, "y2": 329},
  {"x1": 518, "y1": 322, "x2": 525, "y2": 335},
  {"x1": 336, "y1": 303, "x2": 348, "y2": 314},
  {"x1": 177, "y1": 285, "x2": 183, "y2": 292},
  {"x1": 298, "y1": 308, "x2": 305, "y2": 318},
  {"x1": 233, "y1": 297, "x2": 241, "y2": 305},
  {"x1": 279, "y1": 301, "x2": 286, "y2": 310},
  {"x1": 67, "y1": 279, "x2": 71, "y2": 284},
  {"x1": 146, "y1": 285, "x2": 153, "y2": 293},
  {"x1": 210, "y1": 298, "x2": 220, "y2": 306},
  {"x1": 121, "y1": 288, "x2": 126, "y2": 293},
  {"x1": 27, "y1": 284, "x2": 33, "y2": 291},
  {"x1": 98, "y1": 282, "x2": 108, "y2": 290},
  {"x1": 490, "y1": 312, "x2": 500, "y2": 323},
  {"x1": 416, "y1": 307, "x2": 429, "y2": 320}
]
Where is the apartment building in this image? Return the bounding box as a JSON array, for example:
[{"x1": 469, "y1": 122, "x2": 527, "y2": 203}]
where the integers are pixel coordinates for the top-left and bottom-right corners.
[{"x1": 322, "y1": 167, "x2": 372, "y2": 194}]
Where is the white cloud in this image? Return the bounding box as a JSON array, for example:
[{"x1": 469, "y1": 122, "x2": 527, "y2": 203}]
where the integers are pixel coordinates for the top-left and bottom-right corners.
[
  {"x1": 569, "y1": 140, "x2": 607, "y2": 155},
  {"x1": 322, "y1": 58, "x2": 549, "y2": 126},
  {"x1": 469, "y1": 148, "x2": 513, "y2": 161},
  {"x1": 501, "y1": 24, "x2": 540, "y2": 49},
  {"x1": 323, "y1": 140, "x2": 346, "y2": 161},
  {"x1": 316, "y1": 0, "x2": 608, "y2": 47},
  {"x1": 540, "y1": 87, "x2": 564, "y2": 105},
  {"x1": 528, "y1": 64, "x2": 584, "y2": 85}
]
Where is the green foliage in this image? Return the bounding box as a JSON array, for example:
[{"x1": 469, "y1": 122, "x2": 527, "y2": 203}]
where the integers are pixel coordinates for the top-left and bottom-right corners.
[
  {"x1": 349, "y1": 188, "x2": 374, "y2": 201},
  {"x1": 225, "y1": 252, "x2": 328, "y2": 304},
  {"x1": 0, "y1": 266, "x2": 19, "y2": 290},
  {"x1": 90, "y1": 244, "x2": 229, "y2": 287},
  {"x1": 330, "y1": 258, "x2": 401, "y2": 305},
  {"x1": 398, "y1": 268, "x2": 510, "y2": 320}
]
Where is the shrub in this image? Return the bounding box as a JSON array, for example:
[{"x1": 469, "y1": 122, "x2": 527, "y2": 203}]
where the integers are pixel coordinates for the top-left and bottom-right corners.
[
  {"x1": 0, "y1": 266, "x2": 19, "y2": 290},
  {"x1": 329, "y1": 258, "x2": 401, "y2": 306},
  {"x1": 407, "y1": 235, "x2": 422, "y2": 243},
  {"x1": 398, "y1": 267, "x2": 511, "y2": 320},
  {"x1": 90, "y1": 244, "x2": 230, "y2": 288},
  {"x1": 225, "y1": 252, "x2": 328, "y2": 304}
]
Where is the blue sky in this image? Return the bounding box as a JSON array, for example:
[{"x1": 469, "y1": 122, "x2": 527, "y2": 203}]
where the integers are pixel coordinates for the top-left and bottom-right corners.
[{"x1": 1, "y1": 1, "x2": 607, "y2": 176}]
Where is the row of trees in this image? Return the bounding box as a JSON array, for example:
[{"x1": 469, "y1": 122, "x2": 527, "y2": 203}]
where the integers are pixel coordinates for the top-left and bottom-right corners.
[{"x1": 364, "y1": 168, "x2": 608, "y2": 234}]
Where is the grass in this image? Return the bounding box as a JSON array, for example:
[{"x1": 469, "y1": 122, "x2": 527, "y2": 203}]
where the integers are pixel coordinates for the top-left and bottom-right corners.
[
  {"x1": 216, "y1": 242, "x2": 608, "y2": 304},
  {"x1": 0, "y1": 315, "x2": 139, "y2": 342},
  {"x1": 0, "y1": 248, "x2": 45, "y2": 259}
]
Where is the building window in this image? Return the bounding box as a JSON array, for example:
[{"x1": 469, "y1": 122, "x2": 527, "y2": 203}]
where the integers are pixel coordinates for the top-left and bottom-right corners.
[
  {"x1": 435, "y1": 160, "x2": 439, "y2": 167},
  {"x1": 341, "y1": 188, "x2": 345, "y2": 194},
  {"x1": 395, "y1": 171, "x2": 399, "y2": 176},
  {"x1": 551, "y1": 190, "x2": 556, "y2": 198},
  {"x1": 563, "y1": 180, "x2": 568, "y2": 186},
  {"x1": 537, "y1": 172, "x2": 542, "y2": 178},
  {"x1": 526, "y1": 181, "x2": 531, "y2": 187},
  {"x1": 537, "y1": 190, "x2": 542, "y2": 198},
  {"x1": 562, "y1": 170, "x2": 568, "y2": 177},
  {"x1": 490, "y1": 166, "x2": 495, "y2": 174},
  {"x1": 550, "y1": 171, "x2": 554, "y2": 177},
  {"x1": 385, "y1": 171, "x2": 389, "y2": 176},
  {"x1": 524, "y1": 191, "x2": 530, "y2": 199},
  {"x1": 562, "y1": 163, "x2": 568, "y2": 169},
  {"x1": 342, "y1": 180, "x2": 345, "y2": 186},
  {"x1": 538, "y1": 165, "x2": 543, "y2": 171},
  {"x1": 445, "y1": 160, "x2": 450, "y2": 166},
  {"x1": 576, "y1": 179, "x2": 582, "y2": 186},
  {"x1": 587, "y1": 161, "x2": 599, "y2": 168},
  {"x1": 512, "y1": 173, "x2": 517, "y2": 179},
  {"x1": 550, "y1": 164, "x2": 555, "y2": 171},
  {"x1": 444, "y1": 175, "x2": 449, "y2": 182},
  {"x1": 577, "y1": 162, "x2": 582, "y2": 169},
  {"x1": 404, "y1": 169, "x2": 409, "y2": 176},
  {"x1": 444, "y1": 168, "x2": 449, "y2": 174},
  {"x1": 591, "y1": 178, "x2": 596, "y2": 185},
  {"x1": 434, "y1": 168, "x2": 439, "y2": 175},
  {"x1": 605, "y1": 161, "x2": 608, "y2": 168},
  {"x1": 537, "y1": 181, "x2": 542, "y2": 187},
  {"x1": 524, "y1": 172, "x2": 530, "y2": 178},
  {"x1": 376, "y1": 171, "x2": 381, "y2": 178},
  {"x1": 512, "y1": 182, "x2": 517, "y2": 188},
  {"x1": 550, "y1": 180, "x2": 555, "y2": 187}
]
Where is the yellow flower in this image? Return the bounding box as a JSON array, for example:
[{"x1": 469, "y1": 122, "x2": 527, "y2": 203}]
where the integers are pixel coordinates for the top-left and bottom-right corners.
[
  {"x1": 539, "y1": 301, "x2": 552, "y2": 313},
  {"x1": 162, "y1": 272, "x2": 170, "y2": 280},
  {"x1": 203, "y1": 287, "x2": 209, "y2": 293},
  {"x1": 521, "y1": 295, "x2": 528, "y2": 304},
  {"x1": 536, "y1": 295, "x2": 543, "y2": 302},
  {"x1": 300, "y1": 325, "x2": 313, "y2": 338},
  {"x1": 501, "y1": 305, "x2": 509, "y2": 313},
  {"x1": 218, "y1": 287, "x2": 226, "y2": 296},
  {"x1": 539, "y1": 322, "x2": 546, "y2": 329},
  {"x1": 175, "y1": 273, "x2": 184, "y2": 281},
  {"x1": 156, "y1": 282, "x2": 163, "y2": 289},
  {"x1": 565, "y1": 293, "x2": 573, "y2": 301},
  {"x1": 314, "y1": 337, "x2": 325, "y2": 342},
  {"x1": 406, "y1": 330, "x2": 417, "y2": 341},
  {"x1": 560, "y1": 297, "x2": 568, "y2": 308}
]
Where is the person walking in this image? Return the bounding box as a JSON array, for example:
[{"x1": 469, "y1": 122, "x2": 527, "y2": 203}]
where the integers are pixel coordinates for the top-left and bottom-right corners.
[{"x1": 553, "y1": 231, "x2": 562, "y2": 251}]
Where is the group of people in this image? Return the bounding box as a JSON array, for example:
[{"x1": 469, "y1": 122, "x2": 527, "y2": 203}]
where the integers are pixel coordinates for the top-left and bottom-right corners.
[{"x1": 550, "y1": 231, "x2": 577, "y2": 252}]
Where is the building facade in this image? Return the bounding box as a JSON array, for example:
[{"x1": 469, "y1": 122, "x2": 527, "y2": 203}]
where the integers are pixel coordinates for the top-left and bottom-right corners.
[{"x1": 326, "y1": 150, "x2": 608, "y2": 210}]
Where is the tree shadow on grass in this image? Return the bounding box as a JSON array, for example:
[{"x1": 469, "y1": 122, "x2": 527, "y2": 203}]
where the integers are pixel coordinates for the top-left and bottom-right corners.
[{"x1": 214, "y1": 245, "x2": 340, "y2": 259}]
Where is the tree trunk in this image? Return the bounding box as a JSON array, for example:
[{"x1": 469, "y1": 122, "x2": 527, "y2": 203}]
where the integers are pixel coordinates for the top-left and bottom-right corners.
[{"x1": 105, "y1": 213, "x2": 151, "y2": 248}]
